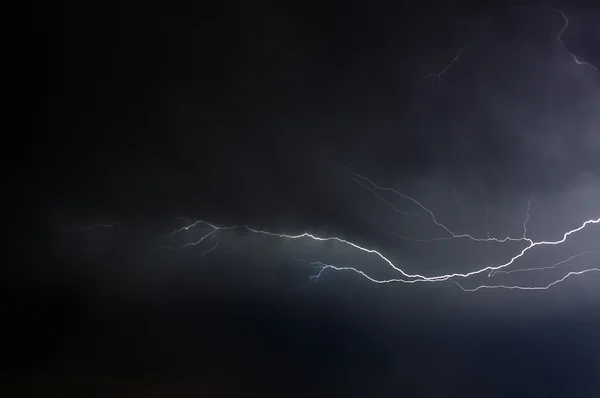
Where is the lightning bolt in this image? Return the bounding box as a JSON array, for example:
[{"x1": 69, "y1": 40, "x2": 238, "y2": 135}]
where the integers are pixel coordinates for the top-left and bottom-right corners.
[
  {"x1": 82, "y1": 221, "x2": 120, "y2": 230},
  {"x1": 344, "y1": 168, "x2": 528, "y2": 244},
  {"x1": 202, "y1": 240, "x2": 220, "y2": 257},
  {"x1": 453, "y1": 269, "x2": 600, "y2": 291},
  {"x1": 160, "y1": 227, "x2": 219, "y2": 251},
  {"x1": 522, "y1": 196, "x2": 532, "y2": 240},
  {"x1": 491, "y1": 250, "x2": 600, "y2": 277},
  {"x1": 347, "y1": 173, "x2": 421, "y2": 217},
  {"x1": 426, "y1": 42, "x2": 473, "y2": 79},
  {"x1": 425, "y1": 6, "x2": 599, "y2": 79},
  {"x1": 553, "y1": 8, "x2": 600, "y2": 73},
  {"x1": 159, "y1": 180, "x2": 599, "y2": 291},
  {"x1": 84, "y1": 169, "x2": 599, "y2": 292},
  {"x1": 345, "y1": 170, "x2": 599, "y2": 283},
  {"x1": 80, "y1": 7, "x2": 599, "y2": 294}
]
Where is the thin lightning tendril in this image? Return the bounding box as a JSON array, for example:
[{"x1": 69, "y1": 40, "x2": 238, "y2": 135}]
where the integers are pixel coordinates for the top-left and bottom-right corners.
[
  {"x1": 164, "y1": 179, "x2": 599, "y2": 290},
  {"x1": 554, "y1": 8, "x2": 600, "y2": 73},
  {"x1": 426, "y1": 42, "x2": 472, "y2": 78},
  {"x1": 491, "y1": 250, "x2": 600, "y2": 277},
  {"x1": 82, "y1": 6, "x2": 599, "y2": 293},
  {"x1": 426, "y1": 6, "x2": 599, "y2": 78},
  {"x1": 168, "y1": 215, "x2": 599, "y2": 288},
  {"x1": 453, "y1": 269, "x2": 600, "y2": 291},
  {"x1": 480, "y1": 187, "x2": 491, "y2": 239},
  {"x1": 82, "y1": 196, "x2": 600, "y2": 292},
  {"x1": 348, "y1": 175, "x2": 421, "y2": 217},
  {"x1": 202, "y1": 240, "x2": 220, "y2": 257},
  {"x1": 84, "y1": 173, "x2": 599, "y2": 292},
  {"x1": 82, "y1": 221, "x2": 120, "y2": 230},
  {"x1": 523, "y1": 196, "x2": 532, "y2": 240}
]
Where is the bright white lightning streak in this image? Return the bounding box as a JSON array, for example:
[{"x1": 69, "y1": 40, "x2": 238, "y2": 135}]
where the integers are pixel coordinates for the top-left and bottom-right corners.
[
  {"x1": 296, "y1": 259, "x2": 429, "y2": 284},
  {"x1": 172, "y1": 214, "x2": 600, "y2": 286},
  {"x1": 487, "y1": 196, "x2": 531, "y2": 277},
  {"x1": 300, "y1": 256, "x2": 600, "y2": 289},
  {"x1": 453, "y1": 268, "x2": 600, "y2": 291},
  {"x1": 346, "y1": 170, "x2": 599, "y2": 284},
  {"x1": 87, "y1": 180, "x2": 598, "y2": 290},
  {"x1": 90, "y1": 171, "x2": 597, "y2": 290},
  {"x1": 554, "y1": 8, "x2": 600, "y2": 73},
  {"x1": 491, "y1": 250, "x2": 600, "y2": 277}
]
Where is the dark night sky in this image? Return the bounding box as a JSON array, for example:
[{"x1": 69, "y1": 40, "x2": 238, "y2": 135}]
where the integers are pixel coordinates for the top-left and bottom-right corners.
[{"x1": 20, "y1": 0, "x2": 600, "y2": 396}]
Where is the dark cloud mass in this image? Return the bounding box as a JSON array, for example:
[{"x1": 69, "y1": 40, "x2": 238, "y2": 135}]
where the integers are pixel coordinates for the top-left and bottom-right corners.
[{"x1": 22, "y1": 0, "x2": 600, "y2": 396}]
